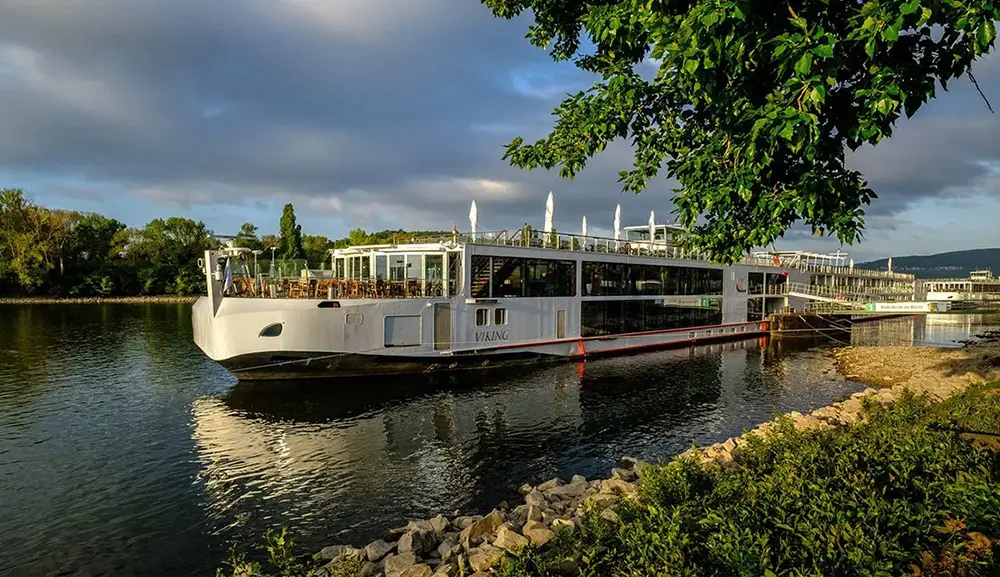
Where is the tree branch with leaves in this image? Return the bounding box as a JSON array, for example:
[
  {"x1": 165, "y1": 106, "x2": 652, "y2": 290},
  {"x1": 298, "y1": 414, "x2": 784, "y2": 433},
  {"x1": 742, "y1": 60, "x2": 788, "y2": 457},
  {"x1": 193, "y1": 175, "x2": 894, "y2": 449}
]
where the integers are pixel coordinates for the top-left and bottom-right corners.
[{"x1": 482, "y1": 0, "x2": 998, "y2": 263}]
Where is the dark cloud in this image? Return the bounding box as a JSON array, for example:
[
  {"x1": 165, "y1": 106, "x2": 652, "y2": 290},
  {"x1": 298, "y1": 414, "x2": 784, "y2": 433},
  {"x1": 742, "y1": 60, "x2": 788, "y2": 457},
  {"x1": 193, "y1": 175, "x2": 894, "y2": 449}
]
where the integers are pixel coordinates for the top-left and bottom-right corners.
[{"x1": 0, "y1": 0, "x2": 997, "y2": 245}]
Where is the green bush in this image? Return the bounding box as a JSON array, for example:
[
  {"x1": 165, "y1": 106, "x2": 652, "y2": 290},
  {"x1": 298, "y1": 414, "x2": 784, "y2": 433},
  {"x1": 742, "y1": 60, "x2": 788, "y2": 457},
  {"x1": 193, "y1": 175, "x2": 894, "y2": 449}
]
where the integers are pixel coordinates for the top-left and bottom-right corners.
[{"x1": 497, "y1": 386, "x2": 1000, "y2": 577}]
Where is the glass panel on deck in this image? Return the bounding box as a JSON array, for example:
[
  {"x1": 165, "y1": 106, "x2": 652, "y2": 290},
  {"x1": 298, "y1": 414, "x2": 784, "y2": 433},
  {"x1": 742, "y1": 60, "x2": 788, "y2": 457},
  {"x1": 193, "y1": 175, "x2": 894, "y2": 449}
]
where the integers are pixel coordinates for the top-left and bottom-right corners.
[
  {"x1": 390, "y1": 255, "x2": 405, "y2": 281},
  {"x1": 375, "y1": 255, "x2": 387, "y2": 280}
]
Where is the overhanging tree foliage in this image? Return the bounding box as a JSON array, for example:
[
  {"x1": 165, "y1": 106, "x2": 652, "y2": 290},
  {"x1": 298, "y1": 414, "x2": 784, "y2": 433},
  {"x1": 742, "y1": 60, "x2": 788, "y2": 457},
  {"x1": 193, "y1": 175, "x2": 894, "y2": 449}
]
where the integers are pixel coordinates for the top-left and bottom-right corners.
[{"x1": 482, "y1": 0, "x2": 999, "y2": 263}]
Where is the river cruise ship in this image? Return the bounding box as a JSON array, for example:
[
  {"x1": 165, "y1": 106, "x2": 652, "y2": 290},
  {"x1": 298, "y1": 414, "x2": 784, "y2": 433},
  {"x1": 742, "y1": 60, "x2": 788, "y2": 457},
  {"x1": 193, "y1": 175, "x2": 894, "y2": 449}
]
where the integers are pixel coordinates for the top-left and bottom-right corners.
[
  {"x1": 192, "y1": 201, "x2": 916, "y2": 380},
  {"x1": 923, "y1": 270, "x2": 1000, "y2": 304}
]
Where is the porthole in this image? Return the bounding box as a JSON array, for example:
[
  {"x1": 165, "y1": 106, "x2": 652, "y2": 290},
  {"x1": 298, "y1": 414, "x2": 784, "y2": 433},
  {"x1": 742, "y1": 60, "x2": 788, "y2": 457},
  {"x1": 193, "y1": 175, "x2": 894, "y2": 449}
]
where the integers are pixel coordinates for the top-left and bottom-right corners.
[
  {"x1": 259, "y1": 323, "x2": 283, "y2": 337},
  {"x1": 346, "y1": 313, "x2": 363, "y2": 325},
  {"x1": 475, "y1": 308, "x2": 488, "y2": 326}
]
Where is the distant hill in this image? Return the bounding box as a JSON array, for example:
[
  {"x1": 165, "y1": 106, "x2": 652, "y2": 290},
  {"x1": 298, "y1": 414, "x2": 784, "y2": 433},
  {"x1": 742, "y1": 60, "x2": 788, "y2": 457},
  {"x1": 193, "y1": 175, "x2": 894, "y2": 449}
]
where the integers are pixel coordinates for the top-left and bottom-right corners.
[{"x1": 857, "y1": 248, "x2": 1000, "y2": 279}]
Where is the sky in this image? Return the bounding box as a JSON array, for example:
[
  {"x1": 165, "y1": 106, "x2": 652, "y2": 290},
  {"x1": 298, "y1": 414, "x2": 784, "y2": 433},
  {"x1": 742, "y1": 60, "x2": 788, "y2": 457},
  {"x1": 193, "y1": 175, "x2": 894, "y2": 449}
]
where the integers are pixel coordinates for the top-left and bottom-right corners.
[{"x1": 0, "y1": 1, "x2": 997, "y2": 263}]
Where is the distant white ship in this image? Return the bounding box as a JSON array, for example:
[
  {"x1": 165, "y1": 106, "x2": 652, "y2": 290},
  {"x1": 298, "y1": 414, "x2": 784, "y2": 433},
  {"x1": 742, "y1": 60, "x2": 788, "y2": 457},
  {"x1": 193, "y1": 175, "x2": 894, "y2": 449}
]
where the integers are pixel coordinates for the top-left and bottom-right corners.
[{"x1": 192, "y1": 195, "x2": 916, "y2": 379}]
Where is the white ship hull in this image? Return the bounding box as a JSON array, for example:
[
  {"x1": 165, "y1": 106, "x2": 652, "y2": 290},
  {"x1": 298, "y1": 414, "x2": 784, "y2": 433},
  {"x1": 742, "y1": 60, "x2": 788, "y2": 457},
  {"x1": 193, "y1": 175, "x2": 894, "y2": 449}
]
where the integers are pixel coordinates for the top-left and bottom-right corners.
[
  {"x1": 193, "y1": 220, "x2": 915, "y2": 380},
  {"x1": 193, "y1": 294, "x2": 768, "y2": 380}
]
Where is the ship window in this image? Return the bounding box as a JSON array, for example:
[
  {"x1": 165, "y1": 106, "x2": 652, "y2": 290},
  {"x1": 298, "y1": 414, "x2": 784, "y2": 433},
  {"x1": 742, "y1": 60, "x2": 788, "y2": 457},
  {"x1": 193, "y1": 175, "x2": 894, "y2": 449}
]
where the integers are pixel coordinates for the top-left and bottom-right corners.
[
  {"x1": 580, "y1": 298, "x2": 722, "y2": 337},
  {"x1": 384, "y1": 315, "x2": 420, "y2": 347},
  {"x1": 259, "y1": 322, "x2": 283, "y2": 337},
  {"x1": 475, "y1": 308, "x2": 489, "y2": 326},
  {"x1": 494, "y1": 308, "x2": 507, "y2": 326},
  {"x1": 346, "y1": 313, "x2": 363, "y2": 325},
  {"x1": 582, "y1": 261, "x2": 722, "y2": 296}
]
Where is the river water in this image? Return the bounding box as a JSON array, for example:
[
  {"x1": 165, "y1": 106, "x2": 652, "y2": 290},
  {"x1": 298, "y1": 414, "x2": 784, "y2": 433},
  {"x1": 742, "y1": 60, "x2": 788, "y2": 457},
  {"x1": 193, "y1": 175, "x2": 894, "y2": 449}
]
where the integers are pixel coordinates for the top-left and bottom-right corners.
[{"x1": 2, "y1": 306, "x2": 998, "y2": 577}]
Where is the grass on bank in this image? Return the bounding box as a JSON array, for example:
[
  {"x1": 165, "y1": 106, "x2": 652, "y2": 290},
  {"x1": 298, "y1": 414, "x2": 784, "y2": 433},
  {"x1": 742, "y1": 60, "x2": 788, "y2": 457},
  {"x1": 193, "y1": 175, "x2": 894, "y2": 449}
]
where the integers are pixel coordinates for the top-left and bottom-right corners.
[
  {"x1": 220, "y1": 383, "x2": 1000, "y2": 577},
  {"x1": 500, "y1": 383, "x2": 1000, "y2": 577}
]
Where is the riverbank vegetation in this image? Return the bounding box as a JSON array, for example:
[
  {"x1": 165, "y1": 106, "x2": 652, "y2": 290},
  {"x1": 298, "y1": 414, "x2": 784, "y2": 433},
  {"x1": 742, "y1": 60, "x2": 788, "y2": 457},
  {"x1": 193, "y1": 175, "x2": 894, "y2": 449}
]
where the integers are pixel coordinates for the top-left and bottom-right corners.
[
  {"x1": 496, "y1": 384, "x2": 1000, "y2": 577},
  {"x1": 0, "y1": 188, "x2": 446, "y2": 298},
  {"x1": 219, "y1": 379, "x2": 1000, "y2": 577}
]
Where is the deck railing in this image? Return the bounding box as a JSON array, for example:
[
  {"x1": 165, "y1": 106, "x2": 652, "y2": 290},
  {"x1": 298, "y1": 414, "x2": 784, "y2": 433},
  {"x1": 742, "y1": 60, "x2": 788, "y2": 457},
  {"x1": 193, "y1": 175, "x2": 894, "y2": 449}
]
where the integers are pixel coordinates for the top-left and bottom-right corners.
[{"x1": 224, "y1": 276, "x2": 455, "y2": 300}]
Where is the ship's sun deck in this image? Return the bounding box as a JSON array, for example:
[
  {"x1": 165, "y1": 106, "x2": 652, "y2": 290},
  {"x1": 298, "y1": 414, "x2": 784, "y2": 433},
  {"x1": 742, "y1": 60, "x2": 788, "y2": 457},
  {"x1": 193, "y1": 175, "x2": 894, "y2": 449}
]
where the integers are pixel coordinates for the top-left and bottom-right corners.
[{"x1": 214, "y1": 227, "x2": 914, "y2": 300}]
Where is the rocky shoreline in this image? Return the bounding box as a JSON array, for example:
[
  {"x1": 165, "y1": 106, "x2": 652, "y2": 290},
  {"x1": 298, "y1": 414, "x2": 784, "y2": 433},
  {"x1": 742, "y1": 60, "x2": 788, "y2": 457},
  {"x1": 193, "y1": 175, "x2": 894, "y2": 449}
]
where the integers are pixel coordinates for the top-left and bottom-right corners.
[
  {"x1": 312, "y1": 460, "x2": 642, "y2": 577},
  {"x1": 308, "y1": 339, "x2": 1000, "y2": 577},
  {"x1": 0, "y1": 295, "x2": 198, "y2": 305}
]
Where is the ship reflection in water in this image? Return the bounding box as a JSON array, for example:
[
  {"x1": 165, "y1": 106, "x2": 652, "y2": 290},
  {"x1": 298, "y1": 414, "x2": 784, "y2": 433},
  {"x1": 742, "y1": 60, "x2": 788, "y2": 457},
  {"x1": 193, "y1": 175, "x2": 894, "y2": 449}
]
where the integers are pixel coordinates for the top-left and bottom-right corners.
[
  {"x1": 848, "y1": 313, "x2": 1000, "y2": 348},
  {"x1": 190, "y1": 336, "x2": 863, "y2": 551}
]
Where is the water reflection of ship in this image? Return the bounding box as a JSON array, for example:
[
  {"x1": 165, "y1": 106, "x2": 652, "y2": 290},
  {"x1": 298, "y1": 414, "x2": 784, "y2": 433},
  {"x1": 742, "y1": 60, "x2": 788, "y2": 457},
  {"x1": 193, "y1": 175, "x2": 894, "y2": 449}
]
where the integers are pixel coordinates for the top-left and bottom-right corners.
[{"x1": 190, "y1": 362, "x2": 588, "y2": 534}]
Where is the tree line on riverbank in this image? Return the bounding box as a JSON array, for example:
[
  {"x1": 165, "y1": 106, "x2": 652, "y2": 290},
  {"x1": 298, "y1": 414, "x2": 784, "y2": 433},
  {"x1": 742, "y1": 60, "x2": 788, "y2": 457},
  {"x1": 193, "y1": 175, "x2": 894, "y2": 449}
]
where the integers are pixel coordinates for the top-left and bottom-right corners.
[{"x1": 0, "y1": 188, "x2": 446, "y2": 298}]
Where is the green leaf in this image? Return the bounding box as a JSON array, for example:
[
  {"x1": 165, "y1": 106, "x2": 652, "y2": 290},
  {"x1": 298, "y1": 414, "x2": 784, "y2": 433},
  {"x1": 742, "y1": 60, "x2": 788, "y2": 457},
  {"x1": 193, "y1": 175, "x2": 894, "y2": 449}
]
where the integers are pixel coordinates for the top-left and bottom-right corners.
[
  {"x1": 883, "y1": 21, "x2": 901, "y2": 43},
  {"x1": 684, "y1": 58, "x2": 700, "y2": 74},
  {"x1": 918, "y1": 7, "x2": 932, "y2": 25},
  {"x1": 809, "y1": 85, "x2": 826, "y2": 106},
  {"x1": 779, "y1": 121, "x2": 795, "y2": 141},
  {"x1": 901, "y1": 0, "x2": 920, "y2": 15},
  {"x1": 795, "y1": 52, "x2": 813, "y2": 76},
  {"x1": 812, "y1": 44, "x2": 834, "y2": 58},
  {"x1": 977, "y1": 21, "x2": 996, "y2": 49}
]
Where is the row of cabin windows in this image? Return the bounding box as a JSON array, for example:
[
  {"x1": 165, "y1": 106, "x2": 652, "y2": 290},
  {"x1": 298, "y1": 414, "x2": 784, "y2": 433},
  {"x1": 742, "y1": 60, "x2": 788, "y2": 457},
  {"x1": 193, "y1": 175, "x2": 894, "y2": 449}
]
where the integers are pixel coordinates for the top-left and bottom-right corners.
[
  {"x1": 581, "y1": 299, "x2": 723, "y2": 337},
  {"x1": 582, "y1": 262, "x2": 724, "y2": 297},
  {"x1": 336, "y1": 254, "x2": 448, "y2": 281},
  {"x1": 475, "y1": 307, "x2": 508, "y2": 327},
  {"x1": 471, "y1": 256, "x2": 576, "y2": 298}
]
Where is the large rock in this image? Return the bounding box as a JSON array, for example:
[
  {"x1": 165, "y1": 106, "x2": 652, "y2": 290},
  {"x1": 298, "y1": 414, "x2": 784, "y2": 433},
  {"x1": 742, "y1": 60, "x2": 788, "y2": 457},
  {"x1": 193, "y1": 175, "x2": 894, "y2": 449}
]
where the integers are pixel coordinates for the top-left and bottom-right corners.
[
  {"x1": 384, "y1": 553, "x2": 418, "y2": 577},
  {"x1": 526, "y1": 504, "x2": 543, "y2": 523},
  {"x1": 398, "y1": 529, "x2": 438, "y2": 556},
  {"x1": 619, "y1": 456, "x2": 640, "y2": 470},
  {"x1": 428, "y1": 515, "x2": 449, "y2": 534},
  {"x1": 517, "y1": 483, "x2": 533, "y2": 495},
  {"x1": 407, "y1": 520, "x2": 434, "y2": 532},
  {"x1": 536, "y1": 478, "x2": 563, "y2": 491},
  {"x1": 493, "y1": 525, "x2": 529, "y2": 551},
  {"x1": 525, "y1": 489, "x2": 546, "y2": 508},
  {"x1": 600, "y1": 478, "x2": 637, "y2": 496},
  {"x1": 545, "y1": 480, "x2": 588, "y2": 499},
  {"x1": 437, "y1": 539, "x2": 461, "y2": 563},
  {"x1": 509, "y1": 504, "x2": 529, "y2": 527},
  {"x1": 431, "y1": 565, "x2": 456, "y2": 577},
  {"x1": 399, "y1": 564, "x2": 433, "y2": 577},
  {"x1": 521, "y1": 521, "x2": 555, "y2": 546},
  {"x1": 365, "y1": 539, "x2": 396, "y2": 562},
  {"x1": 467, "y1": 544, "x2": 504, "y2": 572},
  {"x1": 610, "y1": 467, "x2": 638, "y2": 482},
  {"x1": 551, "y1": 518, "x2": 576, "y2": 532},
  {"x1": 587, "y1": 493, "x2": 618, "y2": 510},
  {"x1": 317, "y1": 544, "x2": 349, "y2": 560},
  {"x1": 453, "y1": 515, "x2": 481, "y2": 530},
  {"x1": 460, "y1": 509, "x2": 503, "y2": 547}
]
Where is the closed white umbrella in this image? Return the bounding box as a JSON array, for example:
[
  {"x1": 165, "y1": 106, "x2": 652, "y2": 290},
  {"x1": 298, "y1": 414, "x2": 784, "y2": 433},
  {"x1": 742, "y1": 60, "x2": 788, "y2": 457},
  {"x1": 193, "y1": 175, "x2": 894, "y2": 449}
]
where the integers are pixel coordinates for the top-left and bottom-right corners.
[
  {"x1": 648, "y1": 210, "x2": 656, "y2": 251},
  {"x1": 581, "y1": 216, "x2": 588, "y2": 237},
  {"x1": 544, "y1": 191, "x2": 554, "y2": 247},
  {"x1": 469, "y1": 200, "x2": 478, "y2": 242},
  {"x1": 887, "y1": 256, "x2": 893, "y2": 272},
  {"x1": 849, "y1": 258, "x2": 854, "y2": 269},
  {"x1": 613, "y1": 204, "x2": 621, "y2": 249}
]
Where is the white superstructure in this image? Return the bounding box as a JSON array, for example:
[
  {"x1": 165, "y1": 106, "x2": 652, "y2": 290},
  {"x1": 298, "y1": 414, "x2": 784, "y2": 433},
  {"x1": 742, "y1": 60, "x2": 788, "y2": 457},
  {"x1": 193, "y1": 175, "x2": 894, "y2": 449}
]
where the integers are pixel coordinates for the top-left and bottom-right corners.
[
  {"x1": 924, "y1": 270, "x2": 1000, "y2": 303},
  {"x1": 192, "y1": 201, "x2": 916, "y2": 380}
]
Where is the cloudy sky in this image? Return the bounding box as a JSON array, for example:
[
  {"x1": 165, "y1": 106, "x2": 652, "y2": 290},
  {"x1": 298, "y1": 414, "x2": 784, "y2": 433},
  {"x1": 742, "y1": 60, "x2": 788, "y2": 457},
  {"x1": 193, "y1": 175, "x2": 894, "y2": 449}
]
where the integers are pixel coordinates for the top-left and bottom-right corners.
[{"x1": 0, "y1": 1, "x2": 997, "y2": 262}]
